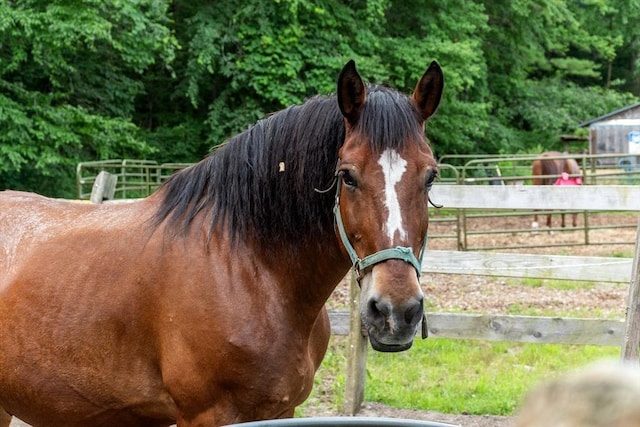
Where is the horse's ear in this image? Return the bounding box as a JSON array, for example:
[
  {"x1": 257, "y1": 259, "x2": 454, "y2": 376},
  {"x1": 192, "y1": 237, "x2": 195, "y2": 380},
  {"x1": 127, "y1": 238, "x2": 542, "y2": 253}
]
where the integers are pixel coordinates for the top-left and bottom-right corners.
[
  {"x1": 337, "y1": 60, "x2": 366, "y2": 126},
  {"x1": 413, "y1": 61, "x2": 444, "y2": 123}
]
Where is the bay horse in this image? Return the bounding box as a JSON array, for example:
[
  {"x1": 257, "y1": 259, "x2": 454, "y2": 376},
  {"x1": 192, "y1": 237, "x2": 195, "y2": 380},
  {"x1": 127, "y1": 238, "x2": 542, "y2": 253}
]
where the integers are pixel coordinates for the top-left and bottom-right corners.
[
  {"x1": 0, "y1": 60, "x2": 444, "y2": 427},
  {"x1": 531, "y1": 151, "x2": 582, "y2": 230}
]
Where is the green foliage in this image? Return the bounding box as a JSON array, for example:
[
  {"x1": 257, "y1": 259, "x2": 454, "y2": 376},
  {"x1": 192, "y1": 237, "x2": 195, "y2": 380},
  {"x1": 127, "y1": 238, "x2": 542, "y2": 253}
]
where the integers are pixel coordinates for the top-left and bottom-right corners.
[
  {"x1": 0, "y1": 0, "x2": 176, "y2": 196},
  {"x1": 2, "y1": 0, "x2": 640, "y2": 196},
  {"x1": 170, "y1": 0, "x2": 369, "y2": 146}
]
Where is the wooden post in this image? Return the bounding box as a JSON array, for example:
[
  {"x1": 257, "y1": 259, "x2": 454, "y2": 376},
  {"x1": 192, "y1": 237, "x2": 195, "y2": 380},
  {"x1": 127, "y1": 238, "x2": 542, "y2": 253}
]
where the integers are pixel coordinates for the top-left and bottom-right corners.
[
  {"x1": 90, "y1": 171, "x2": 117, "y2": 204},
  {"x1": 621, "y1": 215, "x2": 640, "y2": 362},
  {"x1": 342, "y1": 271, "x2": 368, "y2": 415}
]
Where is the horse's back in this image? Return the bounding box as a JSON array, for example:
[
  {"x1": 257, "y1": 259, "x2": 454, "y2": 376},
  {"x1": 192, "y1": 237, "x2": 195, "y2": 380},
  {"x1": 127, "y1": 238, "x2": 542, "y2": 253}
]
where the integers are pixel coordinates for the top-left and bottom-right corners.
[
  {"x1": 1, "y1": 191, "x2": 76, "y2": 281},
  {"x1": 0, "y1": 191, "x2": 132, "y2": 279}
]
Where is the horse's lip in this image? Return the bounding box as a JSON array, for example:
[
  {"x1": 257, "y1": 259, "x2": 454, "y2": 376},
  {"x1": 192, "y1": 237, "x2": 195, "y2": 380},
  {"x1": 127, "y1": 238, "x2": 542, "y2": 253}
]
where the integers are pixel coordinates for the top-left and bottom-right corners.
[{"x1": 368, "y1": 334, "x2": 413, "y2": 353}]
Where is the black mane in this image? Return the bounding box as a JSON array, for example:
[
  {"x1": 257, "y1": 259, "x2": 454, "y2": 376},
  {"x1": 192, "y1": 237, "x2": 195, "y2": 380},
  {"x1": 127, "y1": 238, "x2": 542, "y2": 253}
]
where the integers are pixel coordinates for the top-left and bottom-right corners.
[{"x1": 153, "y1": 86, "x2": 424, "y2": 247}]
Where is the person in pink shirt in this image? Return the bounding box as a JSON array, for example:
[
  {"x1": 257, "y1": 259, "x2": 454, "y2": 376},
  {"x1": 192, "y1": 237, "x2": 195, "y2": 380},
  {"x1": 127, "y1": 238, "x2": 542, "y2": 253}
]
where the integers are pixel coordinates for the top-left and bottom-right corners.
[{"x1": 554, "y1": 171, "x2": 582, "y2": 186}]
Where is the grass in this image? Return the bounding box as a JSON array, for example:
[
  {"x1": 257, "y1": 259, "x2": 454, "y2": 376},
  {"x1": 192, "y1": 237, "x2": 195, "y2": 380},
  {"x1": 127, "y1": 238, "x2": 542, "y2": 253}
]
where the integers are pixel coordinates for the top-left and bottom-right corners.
[
  {"x1": 299, "y1": 335, "x2": 619, "y2": 417},
  {"x1": 611, "y1": 250, "x2": 634, "y2": 258},
  {"x1": 363, "y1": 339, "x2": 618, "y2": 415},
  {"x1": 297, "y1": 337, "x2": 348, "y2": 415},
  {"x1": 503, "y1": 303, "x2": 618, "y2": 319},
  {"x1": 510, "y1": 277, "x2": 591, "y2": 291}
]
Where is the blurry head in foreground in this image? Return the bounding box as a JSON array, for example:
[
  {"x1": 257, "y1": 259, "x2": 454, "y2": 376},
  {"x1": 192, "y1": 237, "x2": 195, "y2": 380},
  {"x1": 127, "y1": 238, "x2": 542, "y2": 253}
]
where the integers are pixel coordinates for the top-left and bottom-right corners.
[{"x1": 515, "y1": 361, "x2": 640, "y2": 427}]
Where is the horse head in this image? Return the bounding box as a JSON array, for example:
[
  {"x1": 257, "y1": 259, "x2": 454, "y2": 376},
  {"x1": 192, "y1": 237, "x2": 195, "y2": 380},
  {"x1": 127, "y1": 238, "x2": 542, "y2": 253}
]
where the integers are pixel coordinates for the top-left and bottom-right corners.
[{"x1": 334, "y1": 60, "x2": 443, "y2": 352}]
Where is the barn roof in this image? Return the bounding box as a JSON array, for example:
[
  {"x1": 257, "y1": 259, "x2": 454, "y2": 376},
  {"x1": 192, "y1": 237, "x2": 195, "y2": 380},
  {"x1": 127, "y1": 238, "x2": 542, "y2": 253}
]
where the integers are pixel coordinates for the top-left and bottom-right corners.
[{"x1": 578, "y1": 102, "x2": 640, "y2": 127}]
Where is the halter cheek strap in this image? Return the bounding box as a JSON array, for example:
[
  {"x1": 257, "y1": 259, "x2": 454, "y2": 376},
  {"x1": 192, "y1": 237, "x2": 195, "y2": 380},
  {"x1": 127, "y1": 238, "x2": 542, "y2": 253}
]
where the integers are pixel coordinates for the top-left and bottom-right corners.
[{"x1": 332, "y1": 175, "x2": 428, "y2": 282}]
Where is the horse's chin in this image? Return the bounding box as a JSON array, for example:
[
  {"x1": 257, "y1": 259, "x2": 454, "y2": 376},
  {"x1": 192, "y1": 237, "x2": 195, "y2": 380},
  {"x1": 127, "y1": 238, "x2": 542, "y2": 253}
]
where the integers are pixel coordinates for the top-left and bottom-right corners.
[{"x1": 368, "y1": 335, "x2": 414, "y2": 353}]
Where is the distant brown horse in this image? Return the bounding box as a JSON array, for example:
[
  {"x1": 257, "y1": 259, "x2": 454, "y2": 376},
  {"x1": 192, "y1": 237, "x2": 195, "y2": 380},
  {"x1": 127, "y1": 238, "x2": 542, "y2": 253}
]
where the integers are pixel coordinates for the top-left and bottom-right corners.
[
  {"x1": 0, "y1": 60, "x2": 444, "y2": 426},
  {"x1": 531, "y1": 151, "x2": 582, "y2": 229}
]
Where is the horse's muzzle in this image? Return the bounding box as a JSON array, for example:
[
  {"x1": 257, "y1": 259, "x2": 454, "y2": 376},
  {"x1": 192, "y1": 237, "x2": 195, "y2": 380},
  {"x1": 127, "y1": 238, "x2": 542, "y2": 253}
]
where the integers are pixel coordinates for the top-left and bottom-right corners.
[{"x1": 363, "y1": 294, "x2": 424, "y2": 352}]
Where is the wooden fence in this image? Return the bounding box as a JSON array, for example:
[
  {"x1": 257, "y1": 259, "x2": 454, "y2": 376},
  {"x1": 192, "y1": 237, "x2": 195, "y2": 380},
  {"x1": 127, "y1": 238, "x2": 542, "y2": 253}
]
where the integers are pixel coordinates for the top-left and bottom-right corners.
[{"x1": 329, "y1": 184, "x2": 640, "y2": 415}]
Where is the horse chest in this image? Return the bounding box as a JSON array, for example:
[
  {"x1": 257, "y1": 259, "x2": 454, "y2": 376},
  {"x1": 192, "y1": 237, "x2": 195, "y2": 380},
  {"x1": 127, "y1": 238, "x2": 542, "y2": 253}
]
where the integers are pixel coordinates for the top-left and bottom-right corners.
[
  {"x1": 159, "y1": 331, "x2": 316, "y2": 424},
  {"x1": 225, "y1": 331, "x2": 317, "y2": 397},
  {"x1": 234, "y1": 348, "x2": 315, "y2": 419}
]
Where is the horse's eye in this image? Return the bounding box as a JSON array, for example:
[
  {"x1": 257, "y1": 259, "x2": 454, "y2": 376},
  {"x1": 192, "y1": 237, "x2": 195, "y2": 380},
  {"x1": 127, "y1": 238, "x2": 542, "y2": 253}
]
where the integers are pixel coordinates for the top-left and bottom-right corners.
[
  {"x1": 341, "y1": 171, "x2": 357, "y2": 188},
  {"x1": 425, "y1": 170, "x2": 437, "y2": 192}
]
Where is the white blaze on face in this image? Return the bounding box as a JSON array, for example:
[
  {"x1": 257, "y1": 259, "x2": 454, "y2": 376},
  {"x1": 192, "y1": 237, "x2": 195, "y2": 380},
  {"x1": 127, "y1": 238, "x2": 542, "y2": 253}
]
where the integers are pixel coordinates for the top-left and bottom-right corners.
[{"x1": 378, "y1": 148, "x2": 408, "y2": 244}]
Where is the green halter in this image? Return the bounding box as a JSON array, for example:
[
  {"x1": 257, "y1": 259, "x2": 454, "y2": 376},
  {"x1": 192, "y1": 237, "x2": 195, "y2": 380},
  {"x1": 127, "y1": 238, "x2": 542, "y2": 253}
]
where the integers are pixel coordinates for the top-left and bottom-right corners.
[{"x1": 333, "y1": 173, "x2": 428, "y2": 282}]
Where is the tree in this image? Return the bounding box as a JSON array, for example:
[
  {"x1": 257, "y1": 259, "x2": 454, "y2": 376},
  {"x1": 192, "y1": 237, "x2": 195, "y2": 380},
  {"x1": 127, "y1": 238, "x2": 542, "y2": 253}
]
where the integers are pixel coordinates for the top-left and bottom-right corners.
[
  {"x1": 154, "y1": 0, "x2": 366, "y2": 150},
  {"x1": 2, "y1": 1, "x2": 639, "y2": 196},
  {"x1": 382, "y1": 0, "x2": 491, "y2": 156},
  {"x1": 0, "y1": 0, "x2": 177, "y2": 196},
  {"x1": 149, "y1": 0, "x2": 493, "y2": 158},
  {"x1": 480, "y1": 0, "x2": 637, "y2": 154}
]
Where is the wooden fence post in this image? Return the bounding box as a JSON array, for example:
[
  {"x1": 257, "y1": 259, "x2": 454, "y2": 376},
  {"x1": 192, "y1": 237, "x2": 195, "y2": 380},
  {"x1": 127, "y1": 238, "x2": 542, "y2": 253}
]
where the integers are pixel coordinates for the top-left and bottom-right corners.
[
  {"x1": 621, "y1": 216, "x2": 640, "y2": 362},
  {"x1": 90, "y1": 171, "x2": 117, "y2": 204},
  {"x1": 342, "y1": 271, "x2": 368, "y2": 415}
]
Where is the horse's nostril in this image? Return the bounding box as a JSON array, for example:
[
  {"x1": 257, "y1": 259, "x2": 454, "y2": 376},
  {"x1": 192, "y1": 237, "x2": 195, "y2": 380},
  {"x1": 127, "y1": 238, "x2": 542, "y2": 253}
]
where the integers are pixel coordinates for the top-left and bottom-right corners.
[
  {"x1": 404, "y1": 297, "x2": 424, "y2": 325},
  {"x1": 367, "y1": 298, "x2": 391, "y2": 330},
  {"x1": 368, "y1": 299, "x2": 391, "y2": 318},
  {"x1": 376, "y1": 301, "x2": 391, "y2": 318}
]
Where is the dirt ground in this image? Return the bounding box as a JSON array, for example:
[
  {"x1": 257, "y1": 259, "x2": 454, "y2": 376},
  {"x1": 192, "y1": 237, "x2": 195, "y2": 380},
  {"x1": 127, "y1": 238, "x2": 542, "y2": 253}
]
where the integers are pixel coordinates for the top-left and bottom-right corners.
[
  {"x1": 8, "y1": 213, "x2": 639, "y2": 427},
  {"x1": 301, "y1": 212, "x2": 639, "y2": 427}
]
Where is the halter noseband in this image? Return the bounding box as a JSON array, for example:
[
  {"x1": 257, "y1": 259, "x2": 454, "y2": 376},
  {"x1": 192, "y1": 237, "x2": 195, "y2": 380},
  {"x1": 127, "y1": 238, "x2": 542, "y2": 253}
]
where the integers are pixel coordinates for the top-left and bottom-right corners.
[{"x1": 332, "y1": 172, "x2": 428, "y2": 282}]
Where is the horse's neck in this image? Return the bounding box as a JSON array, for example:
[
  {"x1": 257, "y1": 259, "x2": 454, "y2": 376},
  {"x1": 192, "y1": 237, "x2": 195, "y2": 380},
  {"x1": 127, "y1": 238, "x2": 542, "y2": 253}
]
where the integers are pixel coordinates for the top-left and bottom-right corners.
[{"x1": 255, "y1": 236, "x2": 351, "y2": 312}]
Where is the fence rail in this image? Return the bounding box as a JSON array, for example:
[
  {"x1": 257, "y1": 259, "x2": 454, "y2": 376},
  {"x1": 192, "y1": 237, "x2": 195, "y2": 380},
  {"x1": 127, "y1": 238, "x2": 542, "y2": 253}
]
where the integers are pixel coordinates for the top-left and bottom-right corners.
[
  {"x1": 76, "y1": 160, "x2": 190, "y2": 200},
  {"x1": 431, "y1": 184, "x2": 640, "y2": 211},
  {"x1": 436, "y1": 152, "x2": 640, "y2": 250},
  {"x1": 328, "y1": 312, "x2": 624, "y2": 346}
]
